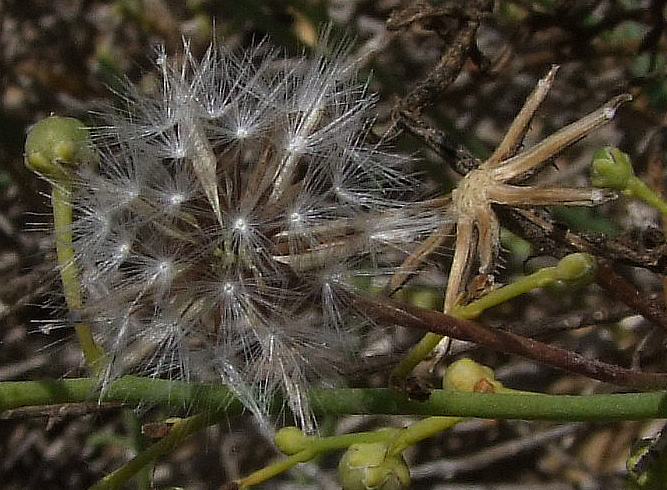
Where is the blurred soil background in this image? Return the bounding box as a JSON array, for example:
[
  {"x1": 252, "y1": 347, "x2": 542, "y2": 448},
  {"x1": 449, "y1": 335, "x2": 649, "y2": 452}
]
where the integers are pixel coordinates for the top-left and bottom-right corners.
[{"x1": 1, "y1": 1, "x2": 667, "y2": 489}]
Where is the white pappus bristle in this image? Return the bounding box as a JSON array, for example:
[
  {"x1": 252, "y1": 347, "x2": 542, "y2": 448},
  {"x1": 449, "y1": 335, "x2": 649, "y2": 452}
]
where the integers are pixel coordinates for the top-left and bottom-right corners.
[{"x1": 67, "y1": 34, "x2": 442, "y2": 433}]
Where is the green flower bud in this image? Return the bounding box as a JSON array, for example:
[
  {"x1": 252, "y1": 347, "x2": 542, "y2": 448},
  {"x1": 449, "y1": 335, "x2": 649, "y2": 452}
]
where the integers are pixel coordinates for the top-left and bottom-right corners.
[
  {"x1": 338, "y1": 442, "x2": 410, "y2": 490},
  {"x1": 25, "y1": 116, "x2": 94, "y2": 181},
  {"x1": 274, "y1": 426, "x2": 312, "y2": 455},
  {"x1": 554, "y1": 253, "x2": 597, "y2": 285},
  {"x1": 590, "y1": 146, "x2": 634, "y2": 190},
  {"x1": 443, "y1": 358, "x2": 502, "y2": 393}
]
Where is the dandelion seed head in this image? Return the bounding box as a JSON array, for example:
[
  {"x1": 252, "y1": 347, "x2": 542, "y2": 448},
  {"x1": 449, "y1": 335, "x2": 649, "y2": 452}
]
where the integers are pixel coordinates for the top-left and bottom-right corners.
[
  {"x1": 115, "y1": 241, "x2": 131, "y2": 259},
  {"x1": 60, "y1": 32, "x2": 442, "y2": 433}
]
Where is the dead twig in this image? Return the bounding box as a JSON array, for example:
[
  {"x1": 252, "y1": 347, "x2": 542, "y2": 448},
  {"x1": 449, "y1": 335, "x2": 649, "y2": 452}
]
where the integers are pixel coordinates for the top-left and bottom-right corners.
[
  {"x1": 0, "y1": 401, "x2": 125, "y2": 421},
  {"x1": 496, "y1": 207, "x2": 667, "y2": 334},
  {"x1": 595, "y1": 263, "x2": 667, "y2": 334},
  {"x1": 352, "y1": 292, "x2": 667, "y2": 390},
  {"x1": 411, "y1": 422, "x2": 586, "y2": 479},
  {"x1": 387, "y1": 0, "x2": 492, "y2": 136}
]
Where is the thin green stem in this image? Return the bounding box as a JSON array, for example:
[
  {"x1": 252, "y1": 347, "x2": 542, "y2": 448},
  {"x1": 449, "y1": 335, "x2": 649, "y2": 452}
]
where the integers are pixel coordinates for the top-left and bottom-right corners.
[
  {"x1": 238, "y1": 448, "x2": 318, "y2": 488},
  {"x1": 390, "y1": 253, "x2": 596, "y2": 383},
  {"x1": 3, "y1": 376, "x2": 665, "y2": 421},
  {"x1": 450, "y1": 267, "x2": 555, "y2": 319},
  {"x1": 387, "y1": 416, "x2": 463, "y2": 455},
  {"x1": 89, "y1": 412, "x2": 216, "y2": 490},
  {"x1": 626, "y1": 177, "x2": 667, "y2": 218},
  {"x1": 389, "y1": 332, "x2": 443, "y2": 386},
  {"x1": 24, "y1": 116, "x2": 104, "y2": 370},
  {"x1": 52, "y1": 183, "x2": 104, "y2": 369},
  {"x1": 263, "y1": 420, "x2": 466, "y2": 488},
  {"x1": 239, "y1": 430, "x2": 396, "y2": 488}
]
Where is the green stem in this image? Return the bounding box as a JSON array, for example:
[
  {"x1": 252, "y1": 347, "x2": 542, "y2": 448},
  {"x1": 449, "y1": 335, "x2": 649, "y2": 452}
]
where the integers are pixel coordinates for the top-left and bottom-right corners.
[
  {"x1": 313, "y1": 387, "x2": 667, "y2": 421},
  {"x1": 239, "y1": 448, "x2": 318, "y2": 488},
  {"x1": 390, "y1": 253, "x2": 596, "y2": 383},
  {"x1": 0, "y1": 376, "x2": 241, "y2": 415},
  {"x1": 389, "y1": 271, "x2": 546, "y2": 383},
  {"x1": 24, "y1": 116, "x2": 105, "y2": 370},
  {"x1": 89, "y1": 412, "x2": 215, "y2": 490},
  {"x1": 52, "y1": 183, "x2": 104, "y2": 369},
  {"x1": 450, "y1": 267, "x2": 555, "y2": 319},
  {"x1": 390, "y1": 332, "x2": 443, "y2": 385},
  {"x1": 240, "y1": 431, "x2": 396, "y2": 488},
  {"x1": 626, "y1": 177, "x2": 667, "y2": 219},
  {"x1": 2, "y1": 376, "x2": 666, "y2": 421},
  {"x1": 387, "y1": 416, "x2": 463, "y2": 455}
]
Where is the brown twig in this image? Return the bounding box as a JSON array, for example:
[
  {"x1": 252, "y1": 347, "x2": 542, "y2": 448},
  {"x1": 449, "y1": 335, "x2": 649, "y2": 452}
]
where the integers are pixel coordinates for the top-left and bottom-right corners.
[
  {"x1": 387, "y1": 0, "x2": 492, "y2": 136},
  {"x1": 496, "y1": 207, "x2": 667, "y2": 334},
  {"x1": 0, "y1": 401, "x2": 125, "y2": 420},
  {"x1": 395, "y1": 108, "x2": 481, "y2": 175},
  {"x1": 504, "y1": 207, "x2": 667, "y2": 274},
  {"x1": 595, "y1": 263, "x2": 667, "y2": 334},
  {"x1": 352, "y1": 292, "x2": 667, "y2": 389},
  {"x1": 411, "y1": 423, "x2": 586, "y2": 479},
  {"x1": 645, "y1": 125, "x2": 667, "y2": 307}
]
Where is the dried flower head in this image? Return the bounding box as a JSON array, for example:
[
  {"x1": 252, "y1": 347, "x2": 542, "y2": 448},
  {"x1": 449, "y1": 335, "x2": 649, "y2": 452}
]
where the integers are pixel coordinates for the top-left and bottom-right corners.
[
  {"x1": 55, "y1": 36, "x2": 440, "y2": 432},
  {"x1": 391, "y1": 67, "x2": 629, "y2": 314}
]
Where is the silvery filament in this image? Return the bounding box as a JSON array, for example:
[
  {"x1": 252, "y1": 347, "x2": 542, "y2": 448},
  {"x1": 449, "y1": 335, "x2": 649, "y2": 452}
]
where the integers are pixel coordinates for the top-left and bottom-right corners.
[{"x1": 69, "y1": 35, "x2": 441, "y2": 432}]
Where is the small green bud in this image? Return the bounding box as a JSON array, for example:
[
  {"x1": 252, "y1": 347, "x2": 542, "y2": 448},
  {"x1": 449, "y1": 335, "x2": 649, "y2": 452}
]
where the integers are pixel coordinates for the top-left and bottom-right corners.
[
  {"x1": 274, "y1": 426, "x2": 311, "y2": 455},
  {"x1": 554, "y1": 253, "x2": 597, "y2": 285},
  {"x1": 590, "y1": 146, "x2": 634, "y2": 190},
  {"x1": 338, "y1": 442, "x2": 410, "y2": 490},
  {"x1": 25, "y1": 116, "x2": 95, "y2": 181},
  {"x1": 443, "y1": 358, "x2": 502, "y2": 393}
]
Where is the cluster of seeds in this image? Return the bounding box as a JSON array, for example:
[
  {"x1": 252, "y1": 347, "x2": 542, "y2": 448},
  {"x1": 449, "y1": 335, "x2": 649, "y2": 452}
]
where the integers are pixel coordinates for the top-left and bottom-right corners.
[{"x1": 61, "y1": 38, "x2": 441, "y2": 431}]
